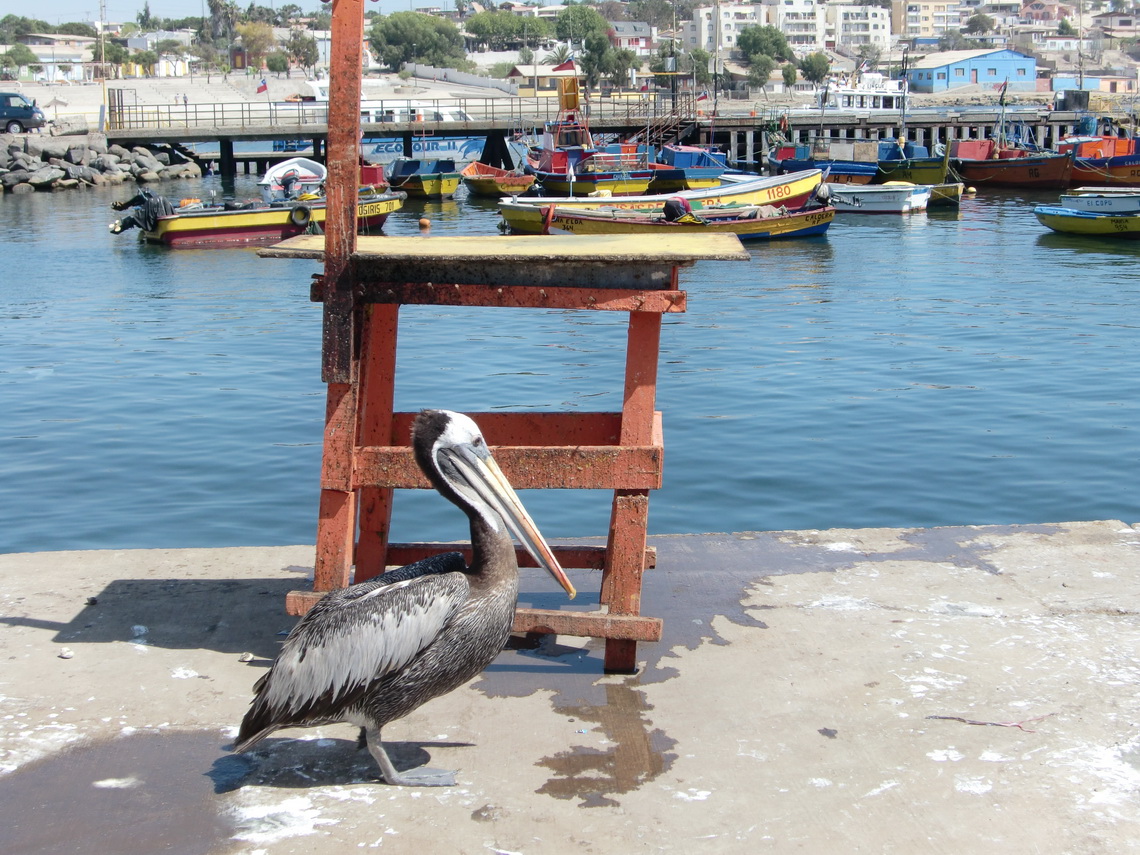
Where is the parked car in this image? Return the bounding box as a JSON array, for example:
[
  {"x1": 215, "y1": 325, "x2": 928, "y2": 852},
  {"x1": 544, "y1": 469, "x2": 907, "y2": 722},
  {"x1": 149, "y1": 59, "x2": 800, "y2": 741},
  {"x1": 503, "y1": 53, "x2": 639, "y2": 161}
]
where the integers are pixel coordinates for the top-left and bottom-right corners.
[{"x1": 0, "y1": 93, "x2": 46, "y2": 133}]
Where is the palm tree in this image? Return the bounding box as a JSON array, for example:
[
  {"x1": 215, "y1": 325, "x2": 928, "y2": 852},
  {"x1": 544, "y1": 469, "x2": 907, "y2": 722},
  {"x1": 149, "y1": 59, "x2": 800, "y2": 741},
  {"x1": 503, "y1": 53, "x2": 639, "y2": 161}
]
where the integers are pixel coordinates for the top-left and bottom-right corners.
[{"x1": 543, "y1": 44, "x2": 571, "y2": 65}]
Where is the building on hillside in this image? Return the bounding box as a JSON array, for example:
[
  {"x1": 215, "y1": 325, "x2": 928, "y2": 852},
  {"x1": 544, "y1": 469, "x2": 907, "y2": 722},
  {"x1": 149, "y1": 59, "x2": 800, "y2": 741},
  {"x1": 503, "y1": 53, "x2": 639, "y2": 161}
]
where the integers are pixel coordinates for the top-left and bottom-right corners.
[
  {"x1": 1092, "y1": 10, "x2": 1140, "y2": 41},
  {"x1": 891, "y1": 0, "x2": 964, "y2": 40},
  {"x1": 906, "y1": 47, "x2": 1036, "y2": 92},
  {"x1": 608, "y1": 21, "x2": 657, "y2": 57},
  {"x1": 683, "y1": 3, "x2": 766, "y2": 54},
  {"x1": 762, "y1": 0, "x2": 826, "y2": 51},
  {"x1": 827, "y1": 1, "x2": 892, "y2": 52},
  {"x1": 1020, "y1": 0, "x2": 1075, "y2": 22},
  {"x1": 1053, "y1": 72, "x2": 1138, "y2": 94}
]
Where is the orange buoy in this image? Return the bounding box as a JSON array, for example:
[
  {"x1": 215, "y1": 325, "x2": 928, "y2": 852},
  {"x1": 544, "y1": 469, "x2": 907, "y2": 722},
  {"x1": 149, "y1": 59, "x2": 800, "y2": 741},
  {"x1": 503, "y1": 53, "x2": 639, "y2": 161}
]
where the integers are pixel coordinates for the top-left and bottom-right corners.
[{"x1": 419, "y1": 217, "x2": 431, "y2": 229}]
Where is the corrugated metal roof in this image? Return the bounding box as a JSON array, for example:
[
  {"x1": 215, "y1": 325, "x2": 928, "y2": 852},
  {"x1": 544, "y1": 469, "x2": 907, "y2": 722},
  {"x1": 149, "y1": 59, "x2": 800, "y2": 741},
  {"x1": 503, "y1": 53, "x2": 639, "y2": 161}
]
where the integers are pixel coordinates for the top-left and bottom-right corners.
[{"x1": 910, "y1": 49, "x2": 1008, "y2": 68}]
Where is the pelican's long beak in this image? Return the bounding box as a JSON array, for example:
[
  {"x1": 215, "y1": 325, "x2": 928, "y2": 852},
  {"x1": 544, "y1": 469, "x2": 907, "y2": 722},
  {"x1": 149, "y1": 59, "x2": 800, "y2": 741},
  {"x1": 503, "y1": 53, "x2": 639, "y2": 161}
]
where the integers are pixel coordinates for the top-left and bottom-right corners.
[{"x1": 447, "y1": 445, "x2": 576, "y2": 599}]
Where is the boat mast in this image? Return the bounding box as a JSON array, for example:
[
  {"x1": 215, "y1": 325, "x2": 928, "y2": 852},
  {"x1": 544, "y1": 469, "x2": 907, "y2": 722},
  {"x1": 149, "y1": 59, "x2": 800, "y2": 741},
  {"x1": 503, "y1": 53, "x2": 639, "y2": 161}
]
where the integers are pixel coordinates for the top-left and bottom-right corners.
[{"x1": 898, "y1": 45, "x2": 909, "y2": 148}]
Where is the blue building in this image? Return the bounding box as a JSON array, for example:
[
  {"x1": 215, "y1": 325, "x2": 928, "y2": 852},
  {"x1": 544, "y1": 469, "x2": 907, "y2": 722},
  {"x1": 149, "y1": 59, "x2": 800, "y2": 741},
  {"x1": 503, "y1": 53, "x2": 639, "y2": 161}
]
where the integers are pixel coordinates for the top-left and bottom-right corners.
[{"x1": 907, "y1": 49, "x2": 1036, "y2": 94}]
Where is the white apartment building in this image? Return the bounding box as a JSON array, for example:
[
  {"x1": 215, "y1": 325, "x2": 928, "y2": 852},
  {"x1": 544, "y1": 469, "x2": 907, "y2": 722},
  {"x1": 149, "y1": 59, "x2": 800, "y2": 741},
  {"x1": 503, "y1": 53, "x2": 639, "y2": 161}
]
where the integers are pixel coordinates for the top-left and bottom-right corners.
[
  {"x1": 827, "y1": 1, "x2": 892, "y2": 50},
  {"x1": 764, "y1": 0, "x2": 827, "y2": 50},
  {"x1": 683, "y1": 3, "x2": 766, "y2": 54}
]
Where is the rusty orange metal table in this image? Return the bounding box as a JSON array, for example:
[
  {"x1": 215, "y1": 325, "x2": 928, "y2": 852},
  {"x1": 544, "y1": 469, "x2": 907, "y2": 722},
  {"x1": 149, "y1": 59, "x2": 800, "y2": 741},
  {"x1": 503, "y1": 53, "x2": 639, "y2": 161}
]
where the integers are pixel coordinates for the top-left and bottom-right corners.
[{"x1": 263, "y1": 234, "x2": 747, "y2": 671}]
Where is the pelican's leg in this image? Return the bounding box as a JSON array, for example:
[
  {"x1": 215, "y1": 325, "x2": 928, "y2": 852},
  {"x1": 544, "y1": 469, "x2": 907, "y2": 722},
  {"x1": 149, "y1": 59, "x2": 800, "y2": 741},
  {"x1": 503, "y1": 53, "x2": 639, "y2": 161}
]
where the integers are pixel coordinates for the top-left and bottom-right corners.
[{"x1": 364, "y1": 727, "x2": 456, "y2": 787}]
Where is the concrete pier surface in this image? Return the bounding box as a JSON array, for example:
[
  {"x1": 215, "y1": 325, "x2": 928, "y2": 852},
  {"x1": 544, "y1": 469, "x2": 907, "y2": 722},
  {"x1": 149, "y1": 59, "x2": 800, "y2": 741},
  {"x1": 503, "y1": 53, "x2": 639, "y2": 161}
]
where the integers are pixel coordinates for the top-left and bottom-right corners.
[{"x1": 3, "y1": 520, "x2": 1140, "y2": 853}]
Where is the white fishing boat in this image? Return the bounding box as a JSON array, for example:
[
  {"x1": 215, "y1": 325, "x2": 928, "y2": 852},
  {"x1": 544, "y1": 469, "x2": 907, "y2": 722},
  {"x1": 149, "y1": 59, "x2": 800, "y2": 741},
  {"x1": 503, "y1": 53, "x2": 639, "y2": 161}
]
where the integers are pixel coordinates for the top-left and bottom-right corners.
[
  {"x1": 816, "y1": 72, "x2": 908, "y2": 113},
  {"x1": 818, "y1": 181, "x2": 932, "y2": 214},
  {"x1": 1058, "y1": 188, "x2": 1140, "y2": 213}
]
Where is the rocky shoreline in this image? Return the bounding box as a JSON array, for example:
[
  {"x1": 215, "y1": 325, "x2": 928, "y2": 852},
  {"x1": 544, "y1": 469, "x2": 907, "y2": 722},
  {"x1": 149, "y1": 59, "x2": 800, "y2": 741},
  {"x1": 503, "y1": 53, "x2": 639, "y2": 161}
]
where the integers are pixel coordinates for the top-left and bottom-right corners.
[{"x1": 1, "y1": 132, "x2": 202, "y2": 194}]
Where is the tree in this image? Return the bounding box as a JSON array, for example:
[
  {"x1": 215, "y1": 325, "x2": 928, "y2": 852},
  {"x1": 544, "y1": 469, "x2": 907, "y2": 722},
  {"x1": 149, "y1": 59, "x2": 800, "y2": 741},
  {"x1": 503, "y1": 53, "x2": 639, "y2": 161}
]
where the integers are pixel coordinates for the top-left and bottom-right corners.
[
  {"x1": 1058, "y1": 17, "x2": 1077, "y2": 36},
  {"x1": 628, "y1": 0, "x2": 677, "y2": 30},
  {"x1": 798, "y1": 51, "x2": 830, "y2": 84},
  {"x1": 56, "y1": 22, "x2": 98, "y2": 37},
  {"x1": 286, "y1": 29, "x2": 319, "y2": 73},
  {"x1": 137, "y1": 2, "x2": 156, "y2": 31},
  {"x1": 782, "y1": 62, "x2": 798, "y2": 88},
  {"x1": 597, "y1": 0, "x2": 628, "y2": 21},
  {"x1": 963, "y1": 13, "x2": 995, "y2": 35},
  {"x1": 543, "y1": 43, "x2": 572, "y2": 65},
  {"x1": 133, "y1": 50, "x2": 157, "y2": 75},
  {"x1": 608, "y1": 48, "x2": 639, "y2": 88},
  {"x1": 3, "y1": 43, "x2": 37, "y2": 72},
  {"x1": 555, "y1": 5, "x2": 609, "y2": 46},
  {"x1": 236, "y1": 22, "x2": 276, "y2": 64},
  {"x1": 266, "y1": 51, "x2": 289, "y2": 75},
  {"x1": 465, "y1": 10, "x2": 524, "y2": 51},
  {"x1": 155, "y1": 39, "x2": 185, "y2": 57},
  {"x1": 207, "y1": 0, "x2": 238, "y2": 43},
  {"x1": 578, "y1": 31, "x2": 612, "y2": 89},
  {"x1": 748, "y1": 53, "x2": 776, "y2": 89},
  {"x1": 687, "y1": 47, "x2": 712, "y2": 85},
  {"x1": 368, "y1": 12, "x2": 466, "y2": 71},
  {"x1": 737, "y1": 26, "x2": 792, "y2": 63},
  {"x1": 938, "y1": 29, "x2": 981, "y2": 50},
  {"x1": 518, "y1": 45, "x2": 534, "y2": 65},
  {"x1": 276, "y1": 4, "x2": 303, "y2": 26}
]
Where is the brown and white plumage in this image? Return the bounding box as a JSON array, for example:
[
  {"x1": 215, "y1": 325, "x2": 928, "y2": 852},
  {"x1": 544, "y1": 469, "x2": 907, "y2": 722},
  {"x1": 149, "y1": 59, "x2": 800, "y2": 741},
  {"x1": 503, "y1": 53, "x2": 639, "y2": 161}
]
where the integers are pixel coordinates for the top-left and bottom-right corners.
[{"x1": 235, "y1": 409, "x2": 575, "y2": 786}]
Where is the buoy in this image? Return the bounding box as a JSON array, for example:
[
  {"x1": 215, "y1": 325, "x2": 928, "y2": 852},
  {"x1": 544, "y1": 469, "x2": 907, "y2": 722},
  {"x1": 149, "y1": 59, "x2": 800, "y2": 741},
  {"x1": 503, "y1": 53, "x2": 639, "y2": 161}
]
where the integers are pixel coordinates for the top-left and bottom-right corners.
[
  {"x1": 966, "y1": 186, "x2": 977, "y2": 195},
  {"x1": 419, "y1": 217, "x2": 431, "y2": 229}
]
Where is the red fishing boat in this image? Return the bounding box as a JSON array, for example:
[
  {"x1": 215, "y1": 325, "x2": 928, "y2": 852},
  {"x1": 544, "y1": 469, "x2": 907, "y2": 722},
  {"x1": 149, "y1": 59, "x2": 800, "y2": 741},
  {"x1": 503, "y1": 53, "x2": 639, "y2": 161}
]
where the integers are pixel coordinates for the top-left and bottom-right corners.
[
  {"x1": 1057, "y1": 118, "x2": 1140, "y2": 187},
  {"x1": 950, "y1": 138, "x2": 1073, "y2": 189}
]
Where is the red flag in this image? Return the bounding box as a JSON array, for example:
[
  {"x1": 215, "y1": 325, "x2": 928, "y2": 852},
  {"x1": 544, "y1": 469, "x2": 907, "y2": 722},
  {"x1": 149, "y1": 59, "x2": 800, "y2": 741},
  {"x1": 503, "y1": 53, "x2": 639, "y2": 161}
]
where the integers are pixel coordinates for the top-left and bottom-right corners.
[
  {"x1": 553, "y1": 59, "x2": 576, "y2": 72},
  {"x1": 256, "y1": 77, "x2": 268, "y2": 94},
  {"x1": 640, "y1": 81, "x2": 649, "y2": 92}
]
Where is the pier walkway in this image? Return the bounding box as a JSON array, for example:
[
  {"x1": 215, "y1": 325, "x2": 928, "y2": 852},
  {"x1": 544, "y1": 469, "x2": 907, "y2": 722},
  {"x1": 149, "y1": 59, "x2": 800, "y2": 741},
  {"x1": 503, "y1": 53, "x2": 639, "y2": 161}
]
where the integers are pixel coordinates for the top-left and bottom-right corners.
[{"x1": 3, "y1": 519, "x2": 1140, "y2": 851}]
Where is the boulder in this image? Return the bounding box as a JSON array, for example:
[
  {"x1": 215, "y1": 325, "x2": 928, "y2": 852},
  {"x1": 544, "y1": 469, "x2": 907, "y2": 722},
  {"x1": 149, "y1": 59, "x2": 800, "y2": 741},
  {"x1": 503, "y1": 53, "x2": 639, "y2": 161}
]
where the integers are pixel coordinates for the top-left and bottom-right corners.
[
  {"x1": 0, "y1": 150, "x2": 9, "y2": 170},
  {"x1": 1, "y1": 169, "x2": 30, "y2": 188},
  {"x1": 64, "y1": 144, "x2": 88, "y2": 165},
  {"x1": 10, "y1": 182, "x2": 34, "y2": 194},
  {"x1": 0, "y1": 132, "x2": 13, "y2": 151},
  {"x1": 54, "y1": 178, "x2": 80, "y2": 189},
  {"x1": 26, "y1": 166, "x2": 65, "y2": 188},
  {"x1": 137, "y1": 171, "x2": 162, "y2": 183},
  {"x1": 65, "y1": 164, "x2": 99, "y2": 184},
  {"x1": 154, "y1": 151, "x2": 171, "y2": 166},
  {"x1": 25, "y1": 136, "x2": 70, "y2": 160},
  {"x1": 108, "y1": 144, "x2": 132, "y2": 159},
  {"x1": 91, "y1": 153, "x2": 120, "y2": 171},
  {"x1": 87, "y1": 133, "x2": 108, "y2": 155},
  {"x1": 132, "y1": 145, "x2": 153, "y2": 159}
]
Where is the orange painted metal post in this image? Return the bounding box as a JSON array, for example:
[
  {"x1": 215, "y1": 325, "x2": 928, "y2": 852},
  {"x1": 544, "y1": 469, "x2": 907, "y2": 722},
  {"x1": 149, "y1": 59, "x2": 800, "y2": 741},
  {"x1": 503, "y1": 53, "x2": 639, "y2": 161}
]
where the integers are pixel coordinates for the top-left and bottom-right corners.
[
  {"x1": 309, "y1": 0, "x2": 364, "y2": 605},
  {"x1": 354, "y1": 304, "x2": 399, "y2": 583},
  {"x1": 603, "y1": 309, "x2": 664, "y2": 673}
]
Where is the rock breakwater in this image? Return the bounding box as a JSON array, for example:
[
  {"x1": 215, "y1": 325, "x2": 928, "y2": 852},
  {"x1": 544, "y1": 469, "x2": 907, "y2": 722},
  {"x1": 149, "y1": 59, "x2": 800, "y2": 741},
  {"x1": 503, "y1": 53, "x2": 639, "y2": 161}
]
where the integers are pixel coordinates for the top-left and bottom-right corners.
[{"x1": 0, "y1": 132, "x2": 202, "y2": 194}]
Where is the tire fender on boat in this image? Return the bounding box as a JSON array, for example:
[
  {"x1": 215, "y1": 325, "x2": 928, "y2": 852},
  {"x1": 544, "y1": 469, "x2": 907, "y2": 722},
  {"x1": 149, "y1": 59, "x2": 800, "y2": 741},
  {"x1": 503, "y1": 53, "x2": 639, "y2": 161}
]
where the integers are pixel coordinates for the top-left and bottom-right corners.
[{"x1": 290, "y1": 205, "x2": 311, "y2": 226}]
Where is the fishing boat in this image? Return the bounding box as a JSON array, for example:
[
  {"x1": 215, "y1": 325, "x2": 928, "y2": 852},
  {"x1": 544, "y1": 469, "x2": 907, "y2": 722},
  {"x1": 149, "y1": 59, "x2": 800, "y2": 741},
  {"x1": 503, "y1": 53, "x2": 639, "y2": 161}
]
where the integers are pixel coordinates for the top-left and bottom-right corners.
[
  {"x1": 815, "y1": 72, "x2": 908, "y2": 113},
  {"x1": 648, "y1": 145, "x2": 729, "y2": 192},
  {"x1": 950, "y1": 138, "x2": 1074, "y2": 189},
  {"x1": 388, "y1": 158, "x2": 462, "y2": 198},
  {"x1": 819, "y1": 181, "x2": 932, "y2": 214},
  {"x1": 530, "y1": 169, "x2": 824, "y2": 213},
  {"x1": 527, "y1": 76, "x2": 655, "y2": 196},
  {"x1": 460, "y1": 161, "x2": 535, "y2": 197},
  {"x1": 929, "y1": 182, "x2": 966, "y2": 207},
  {"x1": 876, "y1": 139, "x2": 951, "y2": 185},
  {"x1": 1059, "y1": 187, "x2": 1140, "y2": 212},
  {"x1": 499, "y1": 199, "x2": 835, "y2": 239},
  {"x1": 1033, "y1": 204, "x2": 1140, "y2": 237},
  {"x1": 770, "y1": 140, "x2": 879, "y2": 184},
  {"x1": 112, "y1": 188, "x2": 404, "y2": 248},
  {"x1": 1057, "y1": 117, "x2": 1140, "y2": 187},
  {"x1": 109, "y1": 156, "x2": 405, "y2": 247}
]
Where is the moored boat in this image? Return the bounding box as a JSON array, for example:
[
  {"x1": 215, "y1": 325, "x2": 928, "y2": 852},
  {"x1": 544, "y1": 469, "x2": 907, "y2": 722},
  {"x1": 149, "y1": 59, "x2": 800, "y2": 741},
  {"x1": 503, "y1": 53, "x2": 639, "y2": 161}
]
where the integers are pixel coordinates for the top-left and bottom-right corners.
[
  {"x1": 876, "y1": 140, "x2": 950, "y2": 185},
  {"x1": 950, "y1": 138, "x2": 1073, "y2": 189},
  {"x1": 818, "y1": 181, "x2": 932, "y2": 214},
  {"x1": 1033, "y1": 204, "x2": 1140, "y2": 237},
  {"x1": 770, "y1": 140, "x2": 879, "y2": 184},
  {"x1": 1057, "y1": 116, "x2": 1140, "y2": 187},
  {"x1": 1057, "y1": 188, "x2": 1140, "y2": 213},
  {"x1": 532, "y1": 169, "x2": 824, "y2": 213},
  {"x1": 648, "y1": 144, "x2": 729, "y2": 192},
  {"x1": 139, "y1": 190, "x2": 404, "y2": 247},
  {"x1": 928, "y1": 182, "x2": 966, "y2": 207},
  {"x1": 460, "y1": 161, "x2": 535, "y2": 197},
  {"x1": 500, "y1": 199, "x2": 835, "y2": 239},
  {"x1": 388, "y1": 157, "x2": 462, "y2": 198}
]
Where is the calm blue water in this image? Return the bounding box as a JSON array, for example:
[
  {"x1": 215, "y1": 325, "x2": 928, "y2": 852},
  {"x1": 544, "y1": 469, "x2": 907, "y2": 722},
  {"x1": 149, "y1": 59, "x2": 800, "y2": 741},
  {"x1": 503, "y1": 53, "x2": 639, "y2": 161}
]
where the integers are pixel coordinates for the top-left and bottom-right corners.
[{"x1": 3, "y1": 178, "x2": 1140, "y2": 554}]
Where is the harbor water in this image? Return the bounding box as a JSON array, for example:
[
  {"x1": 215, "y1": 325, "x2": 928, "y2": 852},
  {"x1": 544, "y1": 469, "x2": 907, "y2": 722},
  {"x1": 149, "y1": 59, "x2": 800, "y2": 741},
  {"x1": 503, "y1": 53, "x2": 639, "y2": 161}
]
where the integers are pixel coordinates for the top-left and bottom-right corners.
[{"x1": 2, "y1": 178, "x2": 1139, "y2": 554}]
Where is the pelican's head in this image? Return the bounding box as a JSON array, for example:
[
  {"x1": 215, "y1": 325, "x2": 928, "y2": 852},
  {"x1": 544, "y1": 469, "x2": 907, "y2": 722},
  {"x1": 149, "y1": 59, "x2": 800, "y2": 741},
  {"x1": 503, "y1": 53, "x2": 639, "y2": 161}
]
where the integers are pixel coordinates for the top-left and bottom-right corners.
[{"x1": 414, "y1": 409, "x2": 575, "y2": 599}]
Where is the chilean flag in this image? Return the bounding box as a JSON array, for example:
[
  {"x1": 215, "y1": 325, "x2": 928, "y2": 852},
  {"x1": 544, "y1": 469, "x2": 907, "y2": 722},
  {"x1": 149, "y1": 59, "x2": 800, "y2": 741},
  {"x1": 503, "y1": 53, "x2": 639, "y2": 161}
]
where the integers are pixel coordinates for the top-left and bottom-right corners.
[
  {"x1": 696, "y1": 90, "x2": 709, "y2": 101},
  {"x1": 256, "y1": 77, "x2": 268, "y2": 94},
  {"x1": 552, "y1": 58, "x2": 576, "y2": 72}
]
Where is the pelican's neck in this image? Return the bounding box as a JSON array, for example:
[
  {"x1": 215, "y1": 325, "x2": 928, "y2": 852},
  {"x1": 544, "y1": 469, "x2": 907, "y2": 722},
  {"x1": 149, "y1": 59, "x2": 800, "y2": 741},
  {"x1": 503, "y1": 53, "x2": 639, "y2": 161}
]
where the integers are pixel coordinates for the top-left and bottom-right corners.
[{"x1": 468, "y1": 513, "x2": 519, "y2": 591}]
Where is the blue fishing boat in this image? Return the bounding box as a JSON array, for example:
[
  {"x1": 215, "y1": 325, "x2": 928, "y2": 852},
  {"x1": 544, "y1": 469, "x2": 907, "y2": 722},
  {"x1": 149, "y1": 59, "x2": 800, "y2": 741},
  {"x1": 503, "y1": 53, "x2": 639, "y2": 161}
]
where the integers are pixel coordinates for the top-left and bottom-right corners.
[{"x1": 648, "y1": 145, "x2": 729, "y2": 192}]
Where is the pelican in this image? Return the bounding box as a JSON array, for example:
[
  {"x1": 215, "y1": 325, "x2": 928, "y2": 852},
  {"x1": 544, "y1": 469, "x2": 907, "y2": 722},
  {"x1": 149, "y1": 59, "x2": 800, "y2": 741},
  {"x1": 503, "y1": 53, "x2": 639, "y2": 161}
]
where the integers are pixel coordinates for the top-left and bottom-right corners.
[{"x1": 235, "y1": 409, "x2": 576, "y2": 786}]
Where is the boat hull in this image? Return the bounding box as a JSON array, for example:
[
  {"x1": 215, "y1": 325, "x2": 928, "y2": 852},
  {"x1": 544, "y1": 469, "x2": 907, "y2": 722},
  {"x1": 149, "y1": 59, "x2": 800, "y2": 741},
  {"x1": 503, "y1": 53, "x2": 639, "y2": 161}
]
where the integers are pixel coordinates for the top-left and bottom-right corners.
[
  {"x1": 501, "y1": 202, "x2": 835, "y2": 239},
  {"x1": 526, "y1": 170, "x2": 824, "y2": 213},
  {"x1": 1070, "y1": 153, "x2": 1140, "y2": 187},
  {"x1": 1033, "y1": 205, "x2": 1140, "y2": 237},
  {"x1": 460, "y1": 162, "x2": 535, "y2": 198},
  {"x1": 534, "y1": 170, "x2": 655, "y2": 197},
  {"x1": 952, "y1": 153, "x2": 1073, "y2": 189},
  {"x1": 143, "y1": 194, "x2": 403, "y2": 247},
  {"x1": 773, "y1": 158, "x2": 876, "y2": 184},
  {"x1": 825, "y1": 183, "x2": 932, "y2": 214},
  {"x1": 1058, "y1": 192, "x2": 1140, "y2": 213}
]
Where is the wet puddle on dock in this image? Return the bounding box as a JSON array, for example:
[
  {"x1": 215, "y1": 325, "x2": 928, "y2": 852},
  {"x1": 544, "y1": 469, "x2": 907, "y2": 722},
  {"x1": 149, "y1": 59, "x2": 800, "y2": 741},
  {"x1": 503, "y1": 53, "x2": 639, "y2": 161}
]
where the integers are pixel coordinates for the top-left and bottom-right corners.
[{"x1": 0, "y1": 729, "x2": 238, "y2": 855}]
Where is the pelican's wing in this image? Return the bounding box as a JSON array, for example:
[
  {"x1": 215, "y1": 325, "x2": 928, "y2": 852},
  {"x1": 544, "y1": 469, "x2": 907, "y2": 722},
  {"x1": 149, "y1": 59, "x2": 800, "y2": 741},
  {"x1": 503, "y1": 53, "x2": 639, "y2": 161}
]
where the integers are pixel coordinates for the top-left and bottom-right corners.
[{"x1": 255, "y1": 567, "x2": 470, "y2": 720}]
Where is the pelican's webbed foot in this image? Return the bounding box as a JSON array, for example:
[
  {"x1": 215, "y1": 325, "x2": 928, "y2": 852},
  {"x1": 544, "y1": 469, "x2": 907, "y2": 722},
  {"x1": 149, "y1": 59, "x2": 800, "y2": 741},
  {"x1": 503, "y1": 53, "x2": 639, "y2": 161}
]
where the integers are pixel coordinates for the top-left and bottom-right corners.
[{"x1": 364, "y1": 727, "x2": 457, "y2": 788}]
